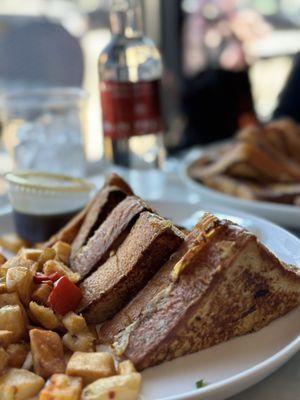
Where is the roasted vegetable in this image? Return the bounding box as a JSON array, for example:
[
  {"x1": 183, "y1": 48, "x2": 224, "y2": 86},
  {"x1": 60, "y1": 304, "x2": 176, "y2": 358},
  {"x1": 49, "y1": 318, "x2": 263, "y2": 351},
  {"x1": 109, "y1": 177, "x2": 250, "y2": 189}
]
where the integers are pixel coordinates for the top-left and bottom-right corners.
[
  {"x1": 43, "y1": 260, "x2": 80, "y2": 283},
  {"x1": 62, "y1": 312, "x2": 87, "y2": 334},
  {"x1": 66, "y1": 352, "x2": 116, "y2": 385},
  {"x1": 0, "y1": 305, "x2": 26, "y2": 341},
  {"x1": 0, "y1": 347, "x2": 8, "y2": 372},
  {"x1": 30, "y1": 329, "x2": 65, "y2": 379},
  {"x1": 0, "y1": 368, "x2": 44, "y2": 400},
  {"x1": 48, "y1": 276, "x2": 82, "y2": 315},
  {"x1": 6, "y1": 266, "x2": 34, "y2": 304},
  {"x1": 81, "y1": 373, "x2": 141, "y2": 400},
  {"x1": 29, "y1": 301, "x2": 61, "y2": 330},
  {"x1": 7, "y1": 343, "x2": 30, "y2": 368},
  {"x1": 118, "y1": 360, "x2": 136, "y2": 375},
  {"x1": 52, "y1": 241, "x2": 71, "y2": 265},
  {"x1": 31, "y1": 283, "x2": 53, "y2": 305},
  {"x1": 39, "y1": 373, "x2": 82, "y2": 400}
]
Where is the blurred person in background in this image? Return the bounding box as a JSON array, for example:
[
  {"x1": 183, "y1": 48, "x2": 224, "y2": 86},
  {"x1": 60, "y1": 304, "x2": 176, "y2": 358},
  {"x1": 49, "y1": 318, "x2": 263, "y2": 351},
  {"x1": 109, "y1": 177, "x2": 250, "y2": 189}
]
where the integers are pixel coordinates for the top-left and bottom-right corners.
[{"x1": 177, "y1": 0, "x2": 271, "y2": 148}]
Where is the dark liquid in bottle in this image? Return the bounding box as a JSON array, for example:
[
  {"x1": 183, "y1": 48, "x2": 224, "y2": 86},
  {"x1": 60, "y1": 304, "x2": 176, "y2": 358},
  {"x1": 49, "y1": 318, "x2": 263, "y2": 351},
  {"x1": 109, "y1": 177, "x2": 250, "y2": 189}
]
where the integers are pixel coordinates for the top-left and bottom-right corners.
[{"x1": 13, "y1": 209, "x2": 81, "y2": 243}]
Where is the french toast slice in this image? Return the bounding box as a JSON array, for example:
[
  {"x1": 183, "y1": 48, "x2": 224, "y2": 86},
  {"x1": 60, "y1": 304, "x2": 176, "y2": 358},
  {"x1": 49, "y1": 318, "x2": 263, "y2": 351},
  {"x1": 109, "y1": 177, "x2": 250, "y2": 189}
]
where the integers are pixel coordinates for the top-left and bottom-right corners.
[
  {"x1": 46, "y1": 173, "x2": 133, "y2": 247},
  {"x1": 100, "y1": 213, "x2": 300, "y2": 370},
  {"x1": 71, "y1": 196, "x2": 152, "y2": 278},
  {"x1": 79, "y1": 212, "x2": 184, "y2": 323},
  {"x1": 70, "y1": 186, "x2": 129, "y2": 259}
]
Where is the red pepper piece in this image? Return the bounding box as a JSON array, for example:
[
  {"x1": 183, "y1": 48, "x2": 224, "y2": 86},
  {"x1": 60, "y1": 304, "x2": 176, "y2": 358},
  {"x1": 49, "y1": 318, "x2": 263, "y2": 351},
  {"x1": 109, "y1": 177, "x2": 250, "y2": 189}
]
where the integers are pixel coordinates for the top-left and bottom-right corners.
[
  {"x1": 48, "y1": 276, "x2": 82, "y2": 315},
  {"x1": 34, "y1": 272, "x2": 62, "y2": 284}
]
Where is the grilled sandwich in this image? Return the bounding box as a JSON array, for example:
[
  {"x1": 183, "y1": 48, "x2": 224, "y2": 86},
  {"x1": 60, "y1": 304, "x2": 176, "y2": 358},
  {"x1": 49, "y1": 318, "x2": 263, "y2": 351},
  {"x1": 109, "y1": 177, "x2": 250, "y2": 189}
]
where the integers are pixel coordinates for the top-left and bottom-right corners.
[{"x1": 99, "y1": 213, "x2": 300, "y2": 370}]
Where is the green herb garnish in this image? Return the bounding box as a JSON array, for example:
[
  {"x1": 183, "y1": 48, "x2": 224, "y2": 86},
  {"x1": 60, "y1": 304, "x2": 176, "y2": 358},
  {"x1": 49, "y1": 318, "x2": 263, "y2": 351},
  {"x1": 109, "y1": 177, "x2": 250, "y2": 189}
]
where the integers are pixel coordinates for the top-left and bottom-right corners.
[{"x1": 196, "y1": 379, "x2": 206, "y2": 389}]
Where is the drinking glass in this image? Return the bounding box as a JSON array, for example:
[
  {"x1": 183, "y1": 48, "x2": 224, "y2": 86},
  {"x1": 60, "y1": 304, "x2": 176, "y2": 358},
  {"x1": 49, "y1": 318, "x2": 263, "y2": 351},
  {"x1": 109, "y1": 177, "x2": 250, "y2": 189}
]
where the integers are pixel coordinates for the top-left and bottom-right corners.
[{"x1": 0, "y1": 87, "x2": 87, "y2": 177}]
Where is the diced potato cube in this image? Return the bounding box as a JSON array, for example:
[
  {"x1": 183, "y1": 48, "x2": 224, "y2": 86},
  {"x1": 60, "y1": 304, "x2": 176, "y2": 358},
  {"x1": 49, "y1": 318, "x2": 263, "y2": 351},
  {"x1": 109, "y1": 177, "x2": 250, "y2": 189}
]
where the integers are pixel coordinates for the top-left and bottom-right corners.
[
  {"x1": 31, "y1": 283, "x2": 53, "y2": 305},
  {"x1": 0, "y1": 368, "x2": 44, "y2": 400},
  {"x1": 39, "y1": 374, "x2": 82, "y2": 400},
  {"x1": 82, "y1": 373, "x2": 141, "y2": 400},
  {"x1": 29, "y1": 301, "x2": 60, "y2": 330},
  {"x1": 43, "y1": 260, "x2": 80, "y2": 283},
  {"x1": 0, "y1": 292, "x2": 23, "y2": 308},
  {"x1": 52, "y1": 242, "x2": 71, "y2": 265},
  {"x1": 66, "y1": 352, "x2": 116, "y2": 385},
  {"x1": 20, "y1": 248, "x2": 43, "y2": 262},
  {"x1": 0, "y1": 347, "x2": 8, "y2": 372},
  {"x1": 7, "y1": 343, "x2": 29, "y2": 368},
  {"x1": 62, "y1": 312, "x2": 87, "y2": 334},
  {"x1": 118, "y1": 360, "x2": 136, "y2": 375},
  {"x1": 30, "y1": 329, "x2": 65, "y2": 379},
  {"x1": 0, "y1": 305, "x2": 26, "y2": 341},
  {"x1": 6, "y1": 266, "x2": 34, "y2": 304},
  {"x1": 0, "y1": 234, "x2": 29, "y2": 254},
  {"x1": 0, "y1": 253, "x2": 7, "y2": 266},
  {"x1": 22, "y1": 351, "x2": 33, "y2": 370},
  {"x1": 0, "y1": 330, "x2": 14, "y2": 348},
  {"x1": 2, "y1": 255, "x2": 34, "y2": 272},
  {"x1": 62, "y1": 331, "x2": 95, "y2": 353},
  {"x1": 37, "y1": 248, "x2": 56, "y2": 268}
]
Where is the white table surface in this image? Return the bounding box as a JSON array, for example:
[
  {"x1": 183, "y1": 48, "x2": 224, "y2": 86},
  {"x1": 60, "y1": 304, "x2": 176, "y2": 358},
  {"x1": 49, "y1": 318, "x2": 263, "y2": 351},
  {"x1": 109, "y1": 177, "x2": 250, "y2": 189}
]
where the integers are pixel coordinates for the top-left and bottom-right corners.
[{"x1": 1, "y1": 164, "x2": 299, "y2": 399}]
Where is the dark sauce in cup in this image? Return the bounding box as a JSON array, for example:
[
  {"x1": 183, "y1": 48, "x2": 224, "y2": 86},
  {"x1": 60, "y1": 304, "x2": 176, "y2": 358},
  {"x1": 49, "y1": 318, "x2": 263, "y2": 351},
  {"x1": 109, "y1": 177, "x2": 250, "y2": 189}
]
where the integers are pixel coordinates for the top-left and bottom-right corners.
[
  {"x1": 13, "y1": 209, "x2": 81, "y2": 243},
  {"x1": 6, "y1": 171, "x2": 93, "y2": 244}
]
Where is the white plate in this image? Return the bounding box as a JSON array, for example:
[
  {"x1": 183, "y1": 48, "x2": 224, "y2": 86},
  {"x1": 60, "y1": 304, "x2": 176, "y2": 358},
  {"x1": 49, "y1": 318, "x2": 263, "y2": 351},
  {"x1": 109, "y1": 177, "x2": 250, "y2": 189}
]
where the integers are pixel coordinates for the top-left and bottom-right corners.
[
  {"x1": 1, "y1": 204, "x2": 300, "y2": 400},
  {"x1": 182, "y1": 148, "x2": 300, "y2": 228}
]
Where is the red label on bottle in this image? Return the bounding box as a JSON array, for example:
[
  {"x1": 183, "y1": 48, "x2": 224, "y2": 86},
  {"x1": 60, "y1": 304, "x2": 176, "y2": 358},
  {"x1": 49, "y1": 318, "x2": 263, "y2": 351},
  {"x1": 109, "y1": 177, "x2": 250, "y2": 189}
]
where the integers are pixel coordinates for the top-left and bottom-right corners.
[{"x1": 100, "y1": 80, "x2": 162, "y2": 139}]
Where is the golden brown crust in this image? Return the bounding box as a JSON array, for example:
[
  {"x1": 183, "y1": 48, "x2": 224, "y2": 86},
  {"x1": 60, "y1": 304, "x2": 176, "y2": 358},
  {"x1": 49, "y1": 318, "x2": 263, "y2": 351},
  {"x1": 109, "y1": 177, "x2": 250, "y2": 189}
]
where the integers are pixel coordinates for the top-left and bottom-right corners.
[
  {"x1": 102, "y1": 213, "x2": 300, "y2": 370},
  {"x1": 71, "y1": 196, "x2": 152, "y2": 278},
  {"x1": 70, "y1": 186, "x2": 128, "y2": 260},
  {"x1": 79, "y1": 212, "x2": 184, "y2": 324}
]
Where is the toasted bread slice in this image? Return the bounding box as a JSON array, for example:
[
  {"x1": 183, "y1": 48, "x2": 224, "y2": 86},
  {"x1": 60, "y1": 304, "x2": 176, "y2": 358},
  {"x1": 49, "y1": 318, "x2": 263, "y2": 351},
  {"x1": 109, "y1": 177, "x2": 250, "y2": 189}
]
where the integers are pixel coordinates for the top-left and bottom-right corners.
[
  {"x1": 46, "y1": 174, "x2": 133, "y2": 247},
  {"x1": 189, "y1": 142, "x2": 300, "y2": 183},
  {"x1": 101, "y1": 213, "x2": 300, "y2": 370},
  {"x1": 71, "y1": 196, "x2": 152, "y2": 278},
  {"x1": 79, "y1": 212, "x2": 184, "y2": 323},
  {"x1": 70, "y1": 186, "x2": 129, "y2": 259}
]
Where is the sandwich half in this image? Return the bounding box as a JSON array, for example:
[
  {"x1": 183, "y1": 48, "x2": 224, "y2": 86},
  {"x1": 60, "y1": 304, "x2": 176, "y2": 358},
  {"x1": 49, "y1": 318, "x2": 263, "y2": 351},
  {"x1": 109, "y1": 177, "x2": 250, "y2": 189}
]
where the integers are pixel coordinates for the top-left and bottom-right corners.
[{"x1": 99, "y1": 213, "x2": 300, "y2": 370}]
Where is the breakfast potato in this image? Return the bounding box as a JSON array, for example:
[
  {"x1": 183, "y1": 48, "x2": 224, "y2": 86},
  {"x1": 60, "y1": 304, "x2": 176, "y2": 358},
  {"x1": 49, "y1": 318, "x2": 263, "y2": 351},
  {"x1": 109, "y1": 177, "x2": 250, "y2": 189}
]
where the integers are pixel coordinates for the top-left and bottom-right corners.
[
  {"x1": 6, "y1": 266, "x2": 34, "y2": 304},
  {"x1": 62, "y1": 331, "x2": 95, "y2": 353},
  {"x1": 39, "y1": 373, "x2": 82, "y2": 400},
  {"x1": 0, "y1": 330, "x2": 14, "y2": 348},
  {"x1": 52, "y1": 241, "x2": 71, "y2": 265},
  {"x1": 0, "y1": 253, "x2": 7, "y2": 266},
  {"x1": 0, "y1": 305, "x2": 26, "y2": 341},
  {"x1": 66, "y1": 352, "x2": 116, "y2": 385},
  {"x1": 0, "y1": 234, "x2": 29, "y2": 254},
  {"x1": 7, "y1": 343, "x2": 30, "y2": 368},
  {"x1": 30, "y1": 329, "x2": 65, "y2": 379},
  {"x1": 43, "y1": 260, "x2": 80, "y2": 283},
  {"x1": 62, "y1": 312, "x2": 88, "y2": 334},
  {"x1": 81, "y1": 373, "x2": 141, "y2": 400},
  {"x1": 20, "y1": 248, "x2": 43, "y2": 262},
  {"x1": 37, "y1": 248, "x2": 56, "y2": 268},
  {"x1": 31, "y1": 283, "x2": 53, "y2": 305},
  {"x1": 118, "y1": 360, "x2": 136, "y2": 375},
  {"x1": 0, "y1": 347, "x2": 9, "y2": 372},
  {"x1": 29, "y1": 301, "x2": 61, "y2": 330},
  {"x1": 0, "y1": 368, "x2": 44, "y2": 400}
]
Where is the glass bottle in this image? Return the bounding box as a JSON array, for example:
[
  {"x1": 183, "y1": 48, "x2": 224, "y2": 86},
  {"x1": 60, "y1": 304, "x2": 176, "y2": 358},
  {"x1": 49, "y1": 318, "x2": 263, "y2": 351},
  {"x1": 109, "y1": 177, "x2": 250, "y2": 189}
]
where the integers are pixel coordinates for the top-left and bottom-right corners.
[{"x1": 98, "y1": 0, "x2": 164, "y2": 169}]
